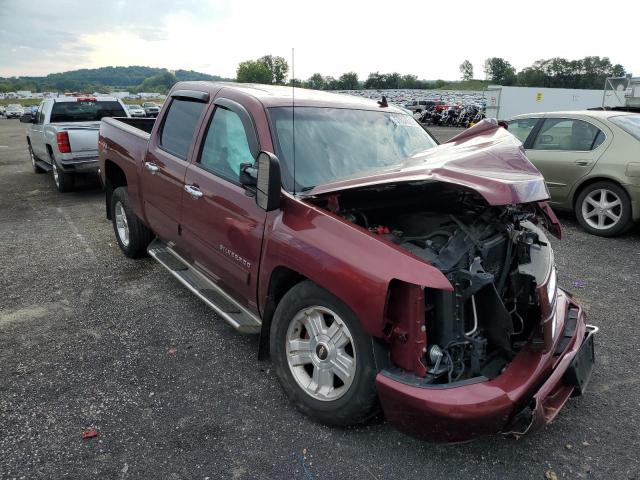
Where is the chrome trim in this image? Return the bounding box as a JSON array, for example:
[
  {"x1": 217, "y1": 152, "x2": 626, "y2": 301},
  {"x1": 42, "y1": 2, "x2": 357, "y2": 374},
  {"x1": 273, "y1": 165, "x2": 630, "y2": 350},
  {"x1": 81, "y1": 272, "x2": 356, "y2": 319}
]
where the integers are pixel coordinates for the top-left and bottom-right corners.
[{"x1": 147, "y1": 240, "x2": 261, "y2": 334}]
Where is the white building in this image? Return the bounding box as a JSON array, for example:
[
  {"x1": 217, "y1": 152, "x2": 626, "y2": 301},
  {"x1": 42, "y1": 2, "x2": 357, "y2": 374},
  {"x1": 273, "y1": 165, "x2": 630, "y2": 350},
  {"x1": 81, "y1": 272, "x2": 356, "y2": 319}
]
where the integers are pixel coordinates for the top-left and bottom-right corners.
[
  {"x1": 16, "y1": 90, "x2": 33, "y2": 98},
  {"x1": 485, "y1": 86, "x2": 624, "y2": 120}
]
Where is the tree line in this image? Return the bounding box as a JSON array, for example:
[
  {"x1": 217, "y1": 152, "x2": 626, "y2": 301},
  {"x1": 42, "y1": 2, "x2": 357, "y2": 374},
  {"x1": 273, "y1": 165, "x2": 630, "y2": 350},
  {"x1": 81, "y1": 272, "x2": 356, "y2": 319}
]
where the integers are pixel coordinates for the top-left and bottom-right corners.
[
  {"x1": 0, "y1": 55, "x2": 628, "y2": 94},
  {"x1": 239, "y1": 55, "x2": 627, "y2": 91},
  {"x1": 0, "y1": 66, "x2": 229, "y2": 94}
]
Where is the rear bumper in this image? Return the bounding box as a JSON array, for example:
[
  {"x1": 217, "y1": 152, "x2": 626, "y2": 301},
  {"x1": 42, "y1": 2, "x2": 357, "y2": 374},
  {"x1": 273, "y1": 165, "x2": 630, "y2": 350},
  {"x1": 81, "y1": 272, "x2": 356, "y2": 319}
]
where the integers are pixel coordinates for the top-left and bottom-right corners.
[
  {"x1": 376, "y1": 290, "x2": 596, "y2": 442},
  {"x1": 59, "y1": 157, "x2": 99, "y2": 172}
]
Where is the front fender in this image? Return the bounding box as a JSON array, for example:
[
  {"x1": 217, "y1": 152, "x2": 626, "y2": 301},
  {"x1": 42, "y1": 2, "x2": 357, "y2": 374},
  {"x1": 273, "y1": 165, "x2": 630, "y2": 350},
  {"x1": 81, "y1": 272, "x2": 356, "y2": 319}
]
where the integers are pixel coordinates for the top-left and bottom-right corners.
[{"x1": 258, "y1": 195, "x2": 452, "y2": 339}]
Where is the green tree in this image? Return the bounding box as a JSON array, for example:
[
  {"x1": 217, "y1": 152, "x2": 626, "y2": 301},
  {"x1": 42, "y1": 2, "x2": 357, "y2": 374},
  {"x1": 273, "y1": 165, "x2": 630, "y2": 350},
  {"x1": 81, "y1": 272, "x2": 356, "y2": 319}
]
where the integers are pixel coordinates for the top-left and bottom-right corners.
[
  {"x1": 258, "y1": 55, "x2": 289, "y2": 84},
  {"x1": 136, "y1": 71, "x2": 177, "y2": 93},
  {"x1": 484, "y1": 57, "x2": 516, "y2": 85},
  {"x1": 338, "y1": 72, "x2": 359, "y2": 89},
  {"x1": 236, "y1": 59, "x2": 272, "y2": 84},
  {"x1": 459, "y1": 60, "x2": 473, "y2": 81},
  {"x1": 307, "y1": 73, "x2": 325, "y2": 90}
]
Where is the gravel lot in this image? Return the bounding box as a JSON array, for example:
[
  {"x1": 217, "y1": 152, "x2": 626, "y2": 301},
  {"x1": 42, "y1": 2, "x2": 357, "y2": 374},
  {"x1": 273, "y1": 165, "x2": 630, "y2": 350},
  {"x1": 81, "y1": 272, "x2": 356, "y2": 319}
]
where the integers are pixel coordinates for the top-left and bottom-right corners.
[{"x1": 1, "y1": 119, "x2": 639, "y2": 479}]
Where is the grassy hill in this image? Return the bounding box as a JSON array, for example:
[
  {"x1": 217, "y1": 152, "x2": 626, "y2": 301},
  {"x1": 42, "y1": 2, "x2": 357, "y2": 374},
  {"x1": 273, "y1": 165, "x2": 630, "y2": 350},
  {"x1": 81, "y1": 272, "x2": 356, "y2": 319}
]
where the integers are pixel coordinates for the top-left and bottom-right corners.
[{"x1": 0, "y1": 66, "x2": 233, "y2": 94}]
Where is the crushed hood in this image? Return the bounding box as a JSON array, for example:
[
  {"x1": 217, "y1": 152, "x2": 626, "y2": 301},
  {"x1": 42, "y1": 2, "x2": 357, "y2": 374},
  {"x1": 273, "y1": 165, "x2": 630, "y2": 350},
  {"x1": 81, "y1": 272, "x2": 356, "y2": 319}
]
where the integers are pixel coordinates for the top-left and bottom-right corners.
[{"x1": 301, "y1": 119, "x2": 549, "y2": 206}]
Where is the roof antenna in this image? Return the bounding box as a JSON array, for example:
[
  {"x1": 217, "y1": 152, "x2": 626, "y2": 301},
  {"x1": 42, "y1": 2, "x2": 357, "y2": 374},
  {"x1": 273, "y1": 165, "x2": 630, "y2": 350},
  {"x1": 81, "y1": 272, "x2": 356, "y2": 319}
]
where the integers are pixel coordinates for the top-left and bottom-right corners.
[
  {"x1": 378, "y1": 95, "x2": 388, "y2": 108},
  {"x1": 292, "y1": 47, "x2": 296, "y2": 195}
]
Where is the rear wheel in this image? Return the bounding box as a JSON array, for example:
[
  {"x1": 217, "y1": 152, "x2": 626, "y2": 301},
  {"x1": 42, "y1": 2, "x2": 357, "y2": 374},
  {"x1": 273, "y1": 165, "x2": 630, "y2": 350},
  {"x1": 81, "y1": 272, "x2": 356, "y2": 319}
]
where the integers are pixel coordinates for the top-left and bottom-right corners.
[
  {"x1": 51, "y1": 157, "x2": 74, "y2": 192},
  {"x1": 270, "y1": 281, "x2": 379, "y2": 426},
  {"x1": 575, "y1": 181, "x2": 632, "y2": 236},
  {"x1": 28, "y1": 144, "x2": 45, "y2": 173},
  {"x1": 110, "y1": 186, "x2": 154, "y2": 258}
]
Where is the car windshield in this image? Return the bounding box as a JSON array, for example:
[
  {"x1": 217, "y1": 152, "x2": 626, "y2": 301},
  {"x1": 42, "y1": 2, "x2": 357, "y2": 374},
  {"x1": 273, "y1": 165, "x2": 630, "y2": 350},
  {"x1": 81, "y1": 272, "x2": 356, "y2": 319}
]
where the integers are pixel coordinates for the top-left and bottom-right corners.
[
  {"x1": 268, "y1": 107, "x2": 437, "y2": 191},
  {"x1": 50, "y1": 100, "x2": 126, "y2": 122},
  {"x1": 609, "y1": 114, "x2": 640, "y2": 141}
]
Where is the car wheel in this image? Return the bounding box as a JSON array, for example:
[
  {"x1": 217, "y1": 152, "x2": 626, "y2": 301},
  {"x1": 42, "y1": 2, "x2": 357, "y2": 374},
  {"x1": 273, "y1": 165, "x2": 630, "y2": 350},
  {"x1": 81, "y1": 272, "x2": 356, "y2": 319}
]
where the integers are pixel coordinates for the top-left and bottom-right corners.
[
  {"x1": 29, "y1": 145, "x2": 45, "y2": 173},
  {"x1": 575, "y1": 181, "x2": 632, "y2": 236},
  {"x1": 270, "y1": 281, "x2": 379, "y2": 426},
  {"x1": 111, "y1": 186, "x2": 154, "y2": 258},
  {"x1": 51, "y1": 157, "x2": 74, "y2": 192}
]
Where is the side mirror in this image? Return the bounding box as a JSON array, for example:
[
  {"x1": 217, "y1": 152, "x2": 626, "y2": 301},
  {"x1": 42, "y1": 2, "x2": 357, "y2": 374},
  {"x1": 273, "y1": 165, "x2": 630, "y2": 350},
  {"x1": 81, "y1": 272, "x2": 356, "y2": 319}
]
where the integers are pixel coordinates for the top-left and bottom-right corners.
[
  {"x1": 20, "y1": 114, "x2": 34, "y2": 123},
  {"x1": 497, "y1": 120, "x2": 508, "y2": 130},
  {"x1": 255, "y1": 151, "x2": 281, "y2": 211}
]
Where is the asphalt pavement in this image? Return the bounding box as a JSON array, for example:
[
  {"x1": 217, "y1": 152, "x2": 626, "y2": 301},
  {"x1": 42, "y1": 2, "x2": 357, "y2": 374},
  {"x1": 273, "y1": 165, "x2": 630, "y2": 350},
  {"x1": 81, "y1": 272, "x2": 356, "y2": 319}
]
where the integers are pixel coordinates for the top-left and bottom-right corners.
[{"x1": 1, "y1": 119, "x2": 639, "y2": 479}]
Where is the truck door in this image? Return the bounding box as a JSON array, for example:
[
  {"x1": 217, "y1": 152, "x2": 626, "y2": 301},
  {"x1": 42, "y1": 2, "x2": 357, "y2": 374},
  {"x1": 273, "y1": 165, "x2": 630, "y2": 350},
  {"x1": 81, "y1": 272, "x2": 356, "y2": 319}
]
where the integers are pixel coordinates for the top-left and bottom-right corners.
[
  {"x1": 30, "y1": 102, "x2": 47, "y2": 159},
  {"x1": 180, "y1": 101, "x2": 267, "y2": 310},
  {"x1": 141, "y1": 96, "x2": 207, "y2": 243}
]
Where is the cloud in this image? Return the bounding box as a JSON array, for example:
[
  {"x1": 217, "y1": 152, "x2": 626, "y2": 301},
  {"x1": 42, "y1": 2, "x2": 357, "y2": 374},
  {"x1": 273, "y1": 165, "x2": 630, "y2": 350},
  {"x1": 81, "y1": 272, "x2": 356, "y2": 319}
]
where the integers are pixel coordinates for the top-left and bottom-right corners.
[{"x1": 0, "y1": 0, "x2": 638, "y2": 80}]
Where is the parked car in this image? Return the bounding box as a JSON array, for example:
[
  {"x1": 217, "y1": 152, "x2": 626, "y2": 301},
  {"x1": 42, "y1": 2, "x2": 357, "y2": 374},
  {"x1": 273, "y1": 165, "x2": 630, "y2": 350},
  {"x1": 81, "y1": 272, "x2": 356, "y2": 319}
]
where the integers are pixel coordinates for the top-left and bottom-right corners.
[
  {"x1": 404, "y1": 100, "x2": 439, "y2": 113},
  {"x1": 5, "y1": 104, "x2": 24, "y2": 119},
  {"x1": 141, "y1": 102, "x2": 160, "y2": 117},
  {"x1": 126, "y1": 104, "x2": 147, "y2": 117},
  {"x1": 99, "y1": 82, "x2": 596, "y2": 442},
  {"x1": 507, "y1": 111, "x2": 640, "y2": 236},
  {"x1": 22, "y1": 96, "x2": 129, "y2": 192}
]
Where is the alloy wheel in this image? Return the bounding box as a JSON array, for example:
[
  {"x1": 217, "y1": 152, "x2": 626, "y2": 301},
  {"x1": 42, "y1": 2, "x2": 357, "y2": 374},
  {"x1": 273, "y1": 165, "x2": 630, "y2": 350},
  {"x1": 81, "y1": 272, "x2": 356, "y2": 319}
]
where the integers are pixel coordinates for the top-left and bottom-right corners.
[
  {"x1": 581, "y1": 188, "x2": 622, "y2": 230},
  {"x1": 285, "y1": 306, "x2": 356, "y2": 401},
  {"x1": 114, "y1": 201, "x2": 130, "y2": 247},
  {"x1": 52, "y1": 161, "x2": 60, "y2": 187}
]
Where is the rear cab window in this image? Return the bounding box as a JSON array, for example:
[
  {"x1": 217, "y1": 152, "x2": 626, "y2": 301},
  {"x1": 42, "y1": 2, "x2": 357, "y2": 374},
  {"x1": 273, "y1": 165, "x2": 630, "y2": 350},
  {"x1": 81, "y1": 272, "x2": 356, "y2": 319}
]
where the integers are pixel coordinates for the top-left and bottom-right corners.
[
  {"x1": 159, "y1": 99, "x2": 206, "y2": 159},
  {"x1": 50, "y1": 100, "x2": 126, "y2": 123}
]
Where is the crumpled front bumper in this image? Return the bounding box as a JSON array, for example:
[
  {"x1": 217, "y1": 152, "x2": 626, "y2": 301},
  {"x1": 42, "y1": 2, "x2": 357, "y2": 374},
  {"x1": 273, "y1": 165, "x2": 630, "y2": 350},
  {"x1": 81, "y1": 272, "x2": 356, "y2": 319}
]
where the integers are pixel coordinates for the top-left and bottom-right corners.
[{"x1": 376, "y1": 289, "x2": 597, "y2": 442}]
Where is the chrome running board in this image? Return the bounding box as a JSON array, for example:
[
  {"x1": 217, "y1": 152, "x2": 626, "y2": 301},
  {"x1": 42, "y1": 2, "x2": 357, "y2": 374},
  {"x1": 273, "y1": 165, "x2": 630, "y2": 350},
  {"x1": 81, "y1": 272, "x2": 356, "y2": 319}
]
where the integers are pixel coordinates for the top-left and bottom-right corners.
[{"x1": 147, "y1": 238, "x2": 262, "y2": 334}]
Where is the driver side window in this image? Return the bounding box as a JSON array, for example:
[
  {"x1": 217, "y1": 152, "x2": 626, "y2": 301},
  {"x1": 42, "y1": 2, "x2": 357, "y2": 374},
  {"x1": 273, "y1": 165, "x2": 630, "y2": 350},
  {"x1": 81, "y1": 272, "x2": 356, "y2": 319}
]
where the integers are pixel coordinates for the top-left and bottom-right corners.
[{"x1": 199, "y1": 107, "x2": 254, "y2": 183}]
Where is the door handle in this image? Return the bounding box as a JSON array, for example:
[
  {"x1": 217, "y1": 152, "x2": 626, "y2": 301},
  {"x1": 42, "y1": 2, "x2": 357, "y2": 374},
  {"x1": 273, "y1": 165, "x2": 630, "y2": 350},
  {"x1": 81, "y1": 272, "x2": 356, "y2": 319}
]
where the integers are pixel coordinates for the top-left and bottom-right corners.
[
  {"x1": 574, "y1": 160, "x2": 591, "y2": 166},
  {"x1": 144, "y1": 161, "x2": 159, "y2": 173},
  {"x1": 184, "y1": 184, "x2": 203, "y2": 199}
]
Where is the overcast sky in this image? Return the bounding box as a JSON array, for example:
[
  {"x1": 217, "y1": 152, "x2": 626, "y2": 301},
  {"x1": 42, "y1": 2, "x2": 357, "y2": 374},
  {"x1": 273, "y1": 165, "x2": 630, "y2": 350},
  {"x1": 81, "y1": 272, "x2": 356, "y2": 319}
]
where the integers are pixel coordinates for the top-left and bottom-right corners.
[{"x1": 0, "y1": 0, "x2": 638, "y2": 81}]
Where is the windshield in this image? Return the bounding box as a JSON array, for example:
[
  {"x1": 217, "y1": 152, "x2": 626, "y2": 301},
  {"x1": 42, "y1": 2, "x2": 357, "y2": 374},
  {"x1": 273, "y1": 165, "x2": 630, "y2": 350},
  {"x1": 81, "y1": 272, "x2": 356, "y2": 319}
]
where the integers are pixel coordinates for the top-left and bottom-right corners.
[
  {"x1": 609, "y1": 114, "x2": 640, "y2": 141},
  {"x1": 50, "y1": 100, "x2": 126, "y2": 122},
  {"x1": 268, "y1": 107, "x2": 437, "y2": 191}
]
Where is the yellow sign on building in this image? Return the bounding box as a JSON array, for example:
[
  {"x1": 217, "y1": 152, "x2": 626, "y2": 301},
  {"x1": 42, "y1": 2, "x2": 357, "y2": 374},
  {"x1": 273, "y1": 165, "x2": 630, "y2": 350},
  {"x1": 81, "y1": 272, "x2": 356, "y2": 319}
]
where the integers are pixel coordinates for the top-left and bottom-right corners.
[{"x1": 536, "y1": 92, "x2": 543, "y2": 102}]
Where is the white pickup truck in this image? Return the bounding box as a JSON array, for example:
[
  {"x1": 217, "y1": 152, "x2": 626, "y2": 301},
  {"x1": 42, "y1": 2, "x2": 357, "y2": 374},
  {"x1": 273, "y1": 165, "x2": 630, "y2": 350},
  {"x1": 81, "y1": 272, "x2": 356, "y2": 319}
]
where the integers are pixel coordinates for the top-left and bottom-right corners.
[{"x1": 22, "y1": 96, "x2": 129, "y2": 192}]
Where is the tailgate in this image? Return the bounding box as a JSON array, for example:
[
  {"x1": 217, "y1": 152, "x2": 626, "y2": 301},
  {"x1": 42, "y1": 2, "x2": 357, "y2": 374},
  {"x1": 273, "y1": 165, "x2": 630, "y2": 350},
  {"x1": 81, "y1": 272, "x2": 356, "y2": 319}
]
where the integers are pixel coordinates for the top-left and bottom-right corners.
[{"x1": 59, "y1": 123, "x2": 101, "y2": 153}]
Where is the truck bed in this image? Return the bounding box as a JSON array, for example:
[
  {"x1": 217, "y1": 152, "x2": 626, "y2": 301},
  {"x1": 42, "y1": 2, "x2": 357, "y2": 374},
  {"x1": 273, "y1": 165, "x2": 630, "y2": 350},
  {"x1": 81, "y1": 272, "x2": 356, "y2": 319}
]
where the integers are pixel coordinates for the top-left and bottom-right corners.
[{"x1": 99, "y1": 117, "x2": 155, "y2": 219}]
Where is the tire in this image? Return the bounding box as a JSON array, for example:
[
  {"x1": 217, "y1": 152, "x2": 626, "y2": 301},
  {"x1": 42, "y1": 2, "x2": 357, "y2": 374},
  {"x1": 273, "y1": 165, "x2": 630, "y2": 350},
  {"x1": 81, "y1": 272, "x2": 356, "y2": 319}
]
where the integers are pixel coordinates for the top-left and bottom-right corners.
[
  {"x1": 51, "y1": 156, "x2": 74, "y2": 192},
  {"x1": 270, "y1": 280, "x2": 379, "y2": 426},
  {"x1": 110, "y1": 186, "x2": 154, "y2": 258},
  {"x1": 575, "y1": 181, "x2": 633, "y2": 237},
  {"x1": 28, "y1": 144, "x2": 45, "y2": 173}
]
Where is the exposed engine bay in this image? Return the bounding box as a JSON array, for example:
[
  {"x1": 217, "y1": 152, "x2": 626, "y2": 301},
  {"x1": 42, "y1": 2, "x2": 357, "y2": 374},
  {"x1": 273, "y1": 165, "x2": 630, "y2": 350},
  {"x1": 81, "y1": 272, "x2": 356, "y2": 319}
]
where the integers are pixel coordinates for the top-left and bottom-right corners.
[{"x1": 312, "y1": 182, "x2": 556, "y2": 385}]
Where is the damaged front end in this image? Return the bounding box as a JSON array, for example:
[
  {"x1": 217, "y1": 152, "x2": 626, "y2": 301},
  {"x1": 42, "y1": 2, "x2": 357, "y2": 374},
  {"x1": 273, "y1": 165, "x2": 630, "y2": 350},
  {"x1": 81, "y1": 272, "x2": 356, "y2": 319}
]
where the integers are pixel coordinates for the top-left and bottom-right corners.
[{"x1": 310, "y1": 181, "x2": 595, "y2": 442}]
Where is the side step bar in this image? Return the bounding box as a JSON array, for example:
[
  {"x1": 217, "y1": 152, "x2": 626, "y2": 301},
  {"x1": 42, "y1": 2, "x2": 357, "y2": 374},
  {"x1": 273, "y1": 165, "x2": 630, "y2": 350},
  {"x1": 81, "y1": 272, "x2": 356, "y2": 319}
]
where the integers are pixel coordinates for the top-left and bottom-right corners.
[
  {"x1": 147, "y1": 239, "x2": 262, "y2": 334},
  {"x1": 35, "y1": 160, "x2": 52, "y2": 172}
]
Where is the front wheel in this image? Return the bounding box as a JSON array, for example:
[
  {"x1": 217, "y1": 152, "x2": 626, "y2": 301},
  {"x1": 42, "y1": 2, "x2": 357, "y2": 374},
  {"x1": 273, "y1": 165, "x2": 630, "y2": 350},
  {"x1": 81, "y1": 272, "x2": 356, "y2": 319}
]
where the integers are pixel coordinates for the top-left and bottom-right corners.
[
  {"x1": 270, "y1": 281, "x2": 379, "y2": 426},
  {"x1": 575, "y1": 181, "x2": 632, "y2": 236},
  {"x1": 110, "y1": 187, "x2": 154, "y2": 258}
]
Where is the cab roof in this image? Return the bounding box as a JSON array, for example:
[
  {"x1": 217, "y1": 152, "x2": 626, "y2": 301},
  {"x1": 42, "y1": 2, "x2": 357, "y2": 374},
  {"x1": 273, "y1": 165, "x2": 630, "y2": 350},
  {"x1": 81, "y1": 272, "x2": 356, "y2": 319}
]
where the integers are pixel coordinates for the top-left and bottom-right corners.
[
  {"x1": 511, "y1": 110, "x2": 638, "y2": 120},
  {"x1": 172, "y1": 81, "x2": 406, "y2": 113}
]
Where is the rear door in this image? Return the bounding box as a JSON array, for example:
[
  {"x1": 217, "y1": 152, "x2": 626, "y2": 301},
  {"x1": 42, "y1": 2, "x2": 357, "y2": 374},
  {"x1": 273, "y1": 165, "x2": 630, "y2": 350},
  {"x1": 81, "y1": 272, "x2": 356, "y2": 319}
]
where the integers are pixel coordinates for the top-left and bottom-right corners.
[
  {"x1": 141, "y1": 93, "x2": 208, "y2": 243},
  {"x1": 180, "y1": 98, "x2": 266, "y2": 309},
  {"x1": 524, "y1": 117, "x2": 609, "y2": 204}
]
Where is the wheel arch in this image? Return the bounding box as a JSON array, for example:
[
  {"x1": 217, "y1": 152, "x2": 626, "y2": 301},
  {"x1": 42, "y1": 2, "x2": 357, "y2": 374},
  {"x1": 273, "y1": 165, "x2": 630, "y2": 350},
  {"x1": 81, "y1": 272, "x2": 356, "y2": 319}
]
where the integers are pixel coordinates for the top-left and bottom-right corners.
[
  {"x1": 258, "y1": 266, "x2": 307, "y2": 360},
  {"x1": 572, "y1": 175, "x2": 632, "y2": 212},
  {"x1": 103, "y1": 160, "x2": 128, "y2": 220}
]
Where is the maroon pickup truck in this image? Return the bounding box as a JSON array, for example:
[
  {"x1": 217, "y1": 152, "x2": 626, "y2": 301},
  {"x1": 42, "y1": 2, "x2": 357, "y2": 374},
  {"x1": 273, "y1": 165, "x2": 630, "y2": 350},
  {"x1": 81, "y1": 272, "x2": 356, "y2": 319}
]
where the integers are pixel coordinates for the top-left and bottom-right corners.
[{"x1": 99, "y1": 82, "x2": 597, "y2": 442}]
